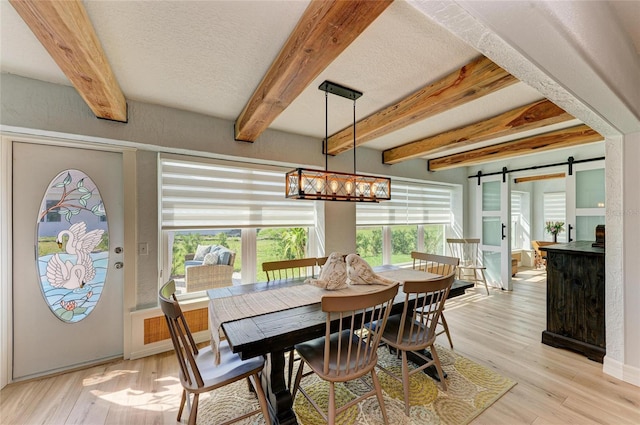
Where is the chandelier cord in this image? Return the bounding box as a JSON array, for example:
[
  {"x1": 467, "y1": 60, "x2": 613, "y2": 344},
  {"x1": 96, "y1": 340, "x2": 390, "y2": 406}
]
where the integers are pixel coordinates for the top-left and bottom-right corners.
[
  {"x1": 284, "y1": 80, "x2": 390, "y2": 202},
  {"x1": 325, "y1": 89, "x2": 329, "y2": 172},
  {"x1": 353, "y1": 98, "x2": 356, "y2": 174}
]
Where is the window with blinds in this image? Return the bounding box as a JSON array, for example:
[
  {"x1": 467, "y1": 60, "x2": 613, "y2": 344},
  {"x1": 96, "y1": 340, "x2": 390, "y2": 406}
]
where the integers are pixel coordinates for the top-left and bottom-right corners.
[
  {"x1": 543, "y1": 192, "x2": 567, "y2": 242},
  {"x1": 511, "y1": 191, "x2": 529, "y2": 249},
  {"x1": 160, "y1": 156, "x2": 316, "y2": 229},
  {"x1": 356, "y1": 180, "x2": 453, "y2": 226}
]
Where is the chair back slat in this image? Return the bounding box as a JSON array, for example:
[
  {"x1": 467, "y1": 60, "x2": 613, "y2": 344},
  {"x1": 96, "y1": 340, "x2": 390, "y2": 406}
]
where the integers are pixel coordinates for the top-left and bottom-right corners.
[
  {"x1": 262, "y1": 257, "x2": 319, "y2": 281},
  {"x1": 395, "y1": 271, "x2": 455, "y2": 349},
  {"x1": 411, "y1": 251, "x2": 459, "y2": 275},
  {"x1": 320, "y1": 283, "x2": 399, "y2": 378},
  {"x1": 447, "y1": 238, "x2": 482, "y2": 267},
  {"x1": 159, "y1": 280, "x2": 205, "y2": 388}
]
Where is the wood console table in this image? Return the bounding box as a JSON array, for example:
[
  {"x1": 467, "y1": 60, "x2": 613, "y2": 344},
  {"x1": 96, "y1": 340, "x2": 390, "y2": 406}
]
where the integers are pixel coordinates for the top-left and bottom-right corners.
[{"x1": 541, "y1": 241, "x2": 605, "y2": 362}]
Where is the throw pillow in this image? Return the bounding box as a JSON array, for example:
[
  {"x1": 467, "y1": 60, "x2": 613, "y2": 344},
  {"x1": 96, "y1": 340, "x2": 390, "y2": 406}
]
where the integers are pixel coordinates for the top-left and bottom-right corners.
[
  {"x1": 216, "y1": 247, "x2": 233, "y2": 265},
  {"x1": 193, "y1": 244, "x2": 212, "y2": 261},
  {"x1": 202, "y1": 252, "x2": 219, "y2": 265}
]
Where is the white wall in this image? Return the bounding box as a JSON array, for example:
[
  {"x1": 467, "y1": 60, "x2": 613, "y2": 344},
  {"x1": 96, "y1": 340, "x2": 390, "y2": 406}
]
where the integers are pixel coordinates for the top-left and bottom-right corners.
[{"x1": 621, "y1": 132, "x2": 640, "y2": 375}]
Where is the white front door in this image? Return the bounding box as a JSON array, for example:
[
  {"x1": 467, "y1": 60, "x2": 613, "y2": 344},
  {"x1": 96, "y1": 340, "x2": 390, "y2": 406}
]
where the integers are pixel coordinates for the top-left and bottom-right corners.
[
  {"x1": 476, "y1": 174, "x2": 512, "y2": 290},
  {"x1": 12, "y1": 141, "x2": 124, "y2": 380}
]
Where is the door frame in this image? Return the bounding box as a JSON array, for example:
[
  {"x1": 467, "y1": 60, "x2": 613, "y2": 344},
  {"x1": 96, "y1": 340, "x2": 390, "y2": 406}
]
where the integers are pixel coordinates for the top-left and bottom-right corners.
[
  {"x1": 0, "y1": 133, "x2": 137, "y2": 386},
  {"x1": 476, "y1": 173, "x2": 512, "y2": 290}
]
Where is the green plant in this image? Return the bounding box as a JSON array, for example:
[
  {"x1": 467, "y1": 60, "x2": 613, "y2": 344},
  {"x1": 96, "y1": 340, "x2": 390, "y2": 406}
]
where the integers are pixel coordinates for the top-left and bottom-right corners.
[
  {"x1": 278, "y1": 227, "x2": 307, "y2": 260},
  {"x1": 545, "y1": 221, "x2": 565, "y2": 236}
]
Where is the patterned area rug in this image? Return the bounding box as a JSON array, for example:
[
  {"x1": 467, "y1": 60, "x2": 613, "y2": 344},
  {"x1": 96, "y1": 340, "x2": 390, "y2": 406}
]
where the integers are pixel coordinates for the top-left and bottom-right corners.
[{"x1": 197, "y1": 345, "x2": 516, "y2": 425}]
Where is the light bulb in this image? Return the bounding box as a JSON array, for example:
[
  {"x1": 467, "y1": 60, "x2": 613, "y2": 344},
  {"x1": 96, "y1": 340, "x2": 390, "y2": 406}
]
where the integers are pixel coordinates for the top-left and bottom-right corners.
[
  {"x1": 330, "y1": 179, "x2": 339, "y2": 194},
  {"x1": 345, "y1": 180, "x2": 353, "y2": 195}
]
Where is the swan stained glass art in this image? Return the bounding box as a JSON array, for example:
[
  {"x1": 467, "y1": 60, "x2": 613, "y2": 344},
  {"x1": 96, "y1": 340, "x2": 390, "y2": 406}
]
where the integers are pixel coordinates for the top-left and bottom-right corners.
[{"x1": 37, "y1": 170, "x2": 108, "y2": 323}]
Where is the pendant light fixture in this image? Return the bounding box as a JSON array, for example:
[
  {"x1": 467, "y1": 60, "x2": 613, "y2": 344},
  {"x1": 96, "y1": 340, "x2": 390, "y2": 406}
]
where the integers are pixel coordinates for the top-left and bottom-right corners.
[{"x1": 285, "y1": 81, "x2": 391, "y2": 202}]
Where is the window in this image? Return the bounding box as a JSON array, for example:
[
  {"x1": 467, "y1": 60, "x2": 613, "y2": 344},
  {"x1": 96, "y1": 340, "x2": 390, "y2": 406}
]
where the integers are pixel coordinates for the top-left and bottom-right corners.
[
  {"x1": 357, "y1": 180, "x2": 455, "y2": 265},
  {"x1": 543, "y1": 192, "x2": 566, "y2": 242},
  {"x1": 356, "y1": 226, "x2": 383, "y2": 266},
  {"x1": 421, "y1": 224, "x2": 445, "y2": 255},
  {"x1": 168, "y1": 228, "x2": 241, "y2": 282},
  {"x1": 160, "y1": 156, "x2": 316, "y2": 294},
  {"x1": 391, "y1": 225, "x2": 416, "y2": 264},
  {"x1": 511, "y1": 191, "x2": 530, "y2": 250},
  {"x1": 40, "y1": 200, "x2": 61, "y2": 222}
]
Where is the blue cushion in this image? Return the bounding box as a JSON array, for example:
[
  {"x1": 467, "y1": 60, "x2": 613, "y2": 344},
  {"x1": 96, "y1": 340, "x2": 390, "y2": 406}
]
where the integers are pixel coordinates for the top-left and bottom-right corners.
[
  {"x1": 184, "y1": 260, "x2": 201, "y2": 267},
  {"x1": 215, "y1": 247, "x2": 233, "y2": 265}
]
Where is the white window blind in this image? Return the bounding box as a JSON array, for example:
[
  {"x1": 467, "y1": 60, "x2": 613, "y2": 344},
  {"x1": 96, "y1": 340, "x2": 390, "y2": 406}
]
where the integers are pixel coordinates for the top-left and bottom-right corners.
[
  {"x1": 511, "y1": 192, "x2": 522, "y2": 218},
  {"x1": 161, "y1": 157, "x2": 316, "y2": 229},
  {"x1": 357, "y1": 180, "x2": 453, "y2": 226},
  {"x1": 543, "y1": 192, "x2": 566, "y2": 224}
]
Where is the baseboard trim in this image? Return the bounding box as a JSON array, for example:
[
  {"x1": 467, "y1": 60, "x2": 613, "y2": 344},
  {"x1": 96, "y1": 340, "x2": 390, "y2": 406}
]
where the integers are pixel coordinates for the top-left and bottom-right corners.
[{"x1": 603, "y1": 355, "x2": 640, "y2": 387}]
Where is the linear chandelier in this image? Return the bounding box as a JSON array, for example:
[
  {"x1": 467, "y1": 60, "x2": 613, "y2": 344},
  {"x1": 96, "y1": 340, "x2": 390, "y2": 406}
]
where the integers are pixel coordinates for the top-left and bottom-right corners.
[{"x1": 285, "y1": 81, "x2": 391, "y2": 202}]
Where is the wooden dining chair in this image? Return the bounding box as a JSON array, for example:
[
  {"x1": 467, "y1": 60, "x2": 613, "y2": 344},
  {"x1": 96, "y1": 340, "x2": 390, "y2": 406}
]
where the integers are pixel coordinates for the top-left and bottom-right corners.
[
  {"x1": 159, "y1": 280, "x2": 270, "y2": 425},
  {"x1": 262, "y1": 257, "x2": 319, "y2": 388},
  {"x1": 532, "y1": 240, "x2": 555, "y2": 269},
  {"x1": 262, "y1": 257, "x2": 319, "y2": 281},
  {"x1": 292, "y1": 283, "x2": 400, "y2": 425},
  {"x1": 447, "y1": 238, "x2": 489, "y2": 295},
  {"x1": 376, "y1": 270, "x2": 455, "y2": 416},
  {"x1": 410, "y1": 251, "x2": 459, "y2": 348}
]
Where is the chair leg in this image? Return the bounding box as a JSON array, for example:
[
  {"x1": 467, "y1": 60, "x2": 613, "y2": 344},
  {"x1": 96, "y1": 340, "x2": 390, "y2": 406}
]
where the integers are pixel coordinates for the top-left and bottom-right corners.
[
  {"x1": 187, "y1": 393, "x2": 199, "y2": 425},
  {"x1": 478, "y1": 268, "x2": 489, "y2": 295},
  {"x1": 287, "y1": 349, "x2": 295, "y2": 389},
  {"x1": 291, "y1": 356, "x2": 305, "y2": 400},
  {"x1": 177, "y1": 389, "x2": 186, "y2": 421},
  {"x1": 328, "y1": 382, "x2": 336, "y2": 425},
  {"x1": 440, "y1": 312, "x2": 454, "y2": 349},
  {"x1": 251, "y1": 372, "x2": 271, "y2": 423},
  {"x1": 401, "y1": 350, "x2": 411, "y2": 416},
  {"x1": 371, "y1": 369, "x2": 389, "y2": 425},
  {"x1": 430, "y1": 345, "x2": 447, "y2": 391}
]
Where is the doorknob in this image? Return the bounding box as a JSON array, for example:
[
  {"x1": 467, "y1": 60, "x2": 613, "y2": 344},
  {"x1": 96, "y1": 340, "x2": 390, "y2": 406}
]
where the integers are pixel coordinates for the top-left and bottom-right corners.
[
  {"x1": 501, "y1": 223, "x2": 506, "y2": 240},
  {"x1": 114, "y1": 262, "x2": 124, "y2": 269}
]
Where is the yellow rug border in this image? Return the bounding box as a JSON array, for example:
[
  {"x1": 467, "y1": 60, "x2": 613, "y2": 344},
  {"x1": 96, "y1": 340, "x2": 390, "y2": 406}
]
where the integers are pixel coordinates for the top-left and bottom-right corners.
[{"x1": 197, "y1": 344, "x2": 517, "y2": 425}]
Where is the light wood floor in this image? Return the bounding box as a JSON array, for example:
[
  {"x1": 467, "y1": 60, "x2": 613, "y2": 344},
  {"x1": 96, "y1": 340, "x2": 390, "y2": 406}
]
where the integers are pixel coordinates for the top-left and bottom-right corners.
[{"x1": 1, "y1": 267, "x2": 639, "y2": 424}]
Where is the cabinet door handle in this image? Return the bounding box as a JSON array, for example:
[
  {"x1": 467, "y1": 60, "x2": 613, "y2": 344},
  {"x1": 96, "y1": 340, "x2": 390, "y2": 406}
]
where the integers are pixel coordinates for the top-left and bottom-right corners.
[
  {"x1": 502, "y1": 223, "x2": 506, "y2": 240},
  {"x1": 568, "y1": 224, "x2": 574, "y2": 242}
]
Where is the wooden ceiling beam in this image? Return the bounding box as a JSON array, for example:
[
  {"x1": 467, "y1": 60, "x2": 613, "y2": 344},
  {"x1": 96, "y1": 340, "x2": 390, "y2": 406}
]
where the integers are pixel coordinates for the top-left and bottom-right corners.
[
  {"x1": 382, "y1": 99, "x2": 573, "y2": 164},
  {"x1": 234, "y1": 0, "x2": 393, "y2": 142},
  {"x1": 428, "y1": 125, "x2": 603, "y2": 171},
  {"x1": 514, "y1": 173, "x2": 566, "y2": 183},
  {"x1": 326, "y1": 55, "x2": 518, "y2": 155},
  {"x1": 10, "y1": 0, "x2": 127, "y2": 122}
]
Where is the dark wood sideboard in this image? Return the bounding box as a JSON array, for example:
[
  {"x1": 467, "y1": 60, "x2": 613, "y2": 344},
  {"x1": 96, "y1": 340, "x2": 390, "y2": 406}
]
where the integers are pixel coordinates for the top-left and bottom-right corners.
[{"x1": 541, "y1": 241, "x2": 605, "y2": 362}]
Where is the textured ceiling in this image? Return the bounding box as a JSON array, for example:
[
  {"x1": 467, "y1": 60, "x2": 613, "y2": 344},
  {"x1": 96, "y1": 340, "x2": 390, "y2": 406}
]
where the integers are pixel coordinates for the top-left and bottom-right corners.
[{"x1": 2, "y1": 0, "x2": 635, "y2": 162}]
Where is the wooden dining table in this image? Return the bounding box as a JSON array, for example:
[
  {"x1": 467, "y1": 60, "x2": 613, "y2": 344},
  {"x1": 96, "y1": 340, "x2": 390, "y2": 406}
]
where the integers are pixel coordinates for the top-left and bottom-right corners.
[{"x1": 207, "y1": 265, "x2": 473, "y2": 425}]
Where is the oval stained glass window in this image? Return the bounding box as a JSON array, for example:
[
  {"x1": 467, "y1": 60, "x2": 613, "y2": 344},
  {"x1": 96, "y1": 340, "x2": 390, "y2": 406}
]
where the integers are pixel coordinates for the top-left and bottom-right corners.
[{"x1": 36, "y1": 170, "x2": 108, "y2": 323}]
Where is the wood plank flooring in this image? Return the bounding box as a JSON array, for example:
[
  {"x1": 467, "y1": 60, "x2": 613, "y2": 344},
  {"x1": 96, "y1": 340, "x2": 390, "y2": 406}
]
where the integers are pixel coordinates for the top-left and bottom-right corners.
[{"x1": 1, "y1": 267, "x2": 638, "y2": 424}]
